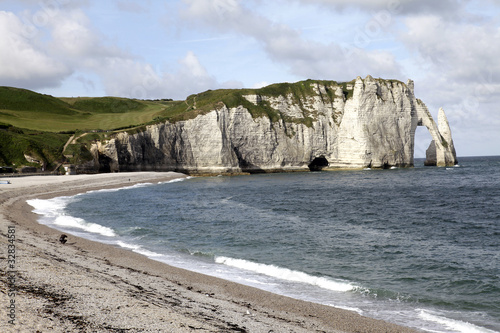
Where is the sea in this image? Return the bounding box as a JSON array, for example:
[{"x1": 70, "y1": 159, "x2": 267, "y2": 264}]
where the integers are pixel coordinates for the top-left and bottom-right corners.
[{"x1": 28, "y1": 156, "x2": 500, "y2": 333}]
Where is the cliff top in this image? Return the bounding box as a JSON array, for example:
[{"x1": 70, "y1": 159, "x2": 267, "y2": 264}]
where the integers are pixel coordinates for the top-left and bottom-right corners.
[
  {"x1": 166, "y1": 77, "x2": 406, "y2": 124},
  {"x1": 0, "y1": 77, "x2": 406, "y2": 132}
]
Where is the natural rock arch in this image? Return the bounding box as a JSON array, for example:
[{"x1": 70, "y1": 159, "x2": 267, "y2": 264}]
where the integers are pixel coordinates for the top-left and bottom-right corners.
[{"x1": 414, "y1": 107, "x2": 457, "y2": 167}]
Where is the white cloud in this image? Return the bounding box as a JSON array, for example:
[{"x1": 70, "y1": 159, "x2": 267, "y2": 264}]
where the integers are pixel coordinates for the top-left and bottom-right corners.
[
  {"x1": 179, "y1": 51, "x2": 210, "y2": 78},
  {"x1": 402, "y1": 14, "x2": 500, "y2": 84},
  {"x1": 48, "y1": 9, "x2": 101, "y2": 57},
  {"x1": 0, "y1": 11, "x2": 71, "y2": 89},
  {"x1": 180, "y1": 0, "x2": 402, "y2": 81},
  {"x1": 2, "y1": 0, "x2": 91, "y2": 13},
  {"x1": 295, "y1": 0, "x2": 467, "y2": 17},
  {"x1": 95, "y1": 52, "x2": 218, "y2": 100},
  {"x1": 395, "y1": 9, "x2": 500, "y2": 156},
  {"x1": 45, "y1": 8, "x2": 128, "y2": 65},
  {"x1": 0, "y1": 4, "x2": 219, "y2": 100},
  {"x1": 399, "y1": 12, "x2": 500, "y2": 125}
]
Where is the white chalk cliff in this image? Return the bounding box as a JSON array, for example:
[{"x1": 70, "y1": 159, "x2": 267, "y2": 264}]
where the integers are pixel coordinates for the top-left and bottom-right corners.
[{"x1": 87, "y1": 76, "x2": 457, "y2": 174}]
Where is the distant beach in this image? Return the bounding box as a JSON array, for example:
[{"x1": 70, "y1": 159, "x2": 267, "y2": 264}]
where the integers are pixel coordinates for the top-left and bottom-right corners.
[{"x1": 0, "y1": 172, "x2": 419, "y2": 332}]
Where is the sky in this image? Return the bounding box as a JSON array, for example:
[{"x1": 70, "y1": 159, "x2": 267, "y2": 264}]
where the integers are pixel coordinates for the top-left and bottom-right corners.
[{"x1": 0, "y1": 0, "x2": 499, "y2": 157}]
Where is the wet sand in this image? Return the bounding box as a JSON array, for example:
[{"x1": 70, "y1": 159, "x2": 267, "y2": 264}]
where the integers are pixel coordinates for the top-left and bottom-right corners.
[{"x1": 0, "y1": 172, "x2": 420, "y2": 332}]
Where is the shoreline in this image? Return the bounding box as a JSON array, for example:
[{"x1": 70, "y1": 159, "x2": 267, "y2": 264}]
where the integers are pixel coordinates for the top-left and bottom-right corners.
[{"x1": 0, "y1": 172, "x2": 420, "y2": 332}]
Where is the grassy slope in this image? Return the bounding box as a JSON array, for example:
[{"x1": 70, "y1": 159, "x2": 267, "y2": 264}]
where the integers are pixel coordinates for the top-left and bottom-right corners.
[
  {"x1": 0, "y1": 124, "x2": 70, "y2": 169},
  {"x1": 0, "y1": 78, "x2": 402, "y2": 170},
  {"x1": 0, "y1": 87, "x2": 183, "y2": 132}
]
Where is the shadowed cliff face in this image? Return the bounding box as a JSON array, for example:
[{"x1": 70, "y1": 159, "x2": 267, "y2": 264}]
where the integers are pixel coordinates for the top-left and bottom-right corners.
[{"x1": 87, "y1": 76, "x2": 457, "y2": 174}]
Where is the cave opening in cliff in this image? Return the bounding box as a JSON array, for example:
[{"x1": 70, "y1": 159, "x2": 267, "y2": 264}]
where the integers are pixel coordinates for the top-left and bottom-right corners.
[
  {"x1": 308, "y1": 156, "x2": 329, "y2": 171},
  {"x1": 98, "y1": 154, "x2": 113, "y2": 173}
]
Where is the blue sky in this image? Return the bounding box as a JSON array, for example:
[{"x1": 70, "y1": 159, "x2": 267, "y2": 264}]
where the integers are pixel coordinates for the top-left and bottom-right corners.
[{"x1": 1, "y1": 0, "x2": 499, "y2": 157}]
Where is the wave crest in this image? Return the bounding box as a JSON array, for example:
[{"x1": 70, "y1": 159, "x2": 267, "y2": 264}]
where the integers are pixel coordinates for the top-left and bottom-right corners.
[{"x1": 215, "y1": 256, "x2": 354, "y2": 292}]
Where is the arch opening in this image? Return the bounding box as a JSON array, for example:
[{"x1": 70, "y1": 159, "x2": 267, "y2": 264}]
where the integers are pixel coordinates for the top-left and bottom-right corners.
[
  {"x1": 414, "y1": 126, "x2": 433, "y2": 166},
  {"x1": 308, "y1": 156, "x2": 329, "y2": 171}
]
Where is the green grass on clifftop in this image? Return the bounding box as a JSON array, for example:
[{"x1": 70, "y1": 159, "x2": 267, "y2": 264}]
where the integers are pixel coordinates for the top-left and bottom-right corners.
[
  {"x1": 166, "y1": 79, "x2": 359, "y2": 126},
  {"x1": 0, "y1": 87, "x2": 183, "y2": 132},
  {"x1": 62, "y1": 97, "x2": 146, "y2": 114}
]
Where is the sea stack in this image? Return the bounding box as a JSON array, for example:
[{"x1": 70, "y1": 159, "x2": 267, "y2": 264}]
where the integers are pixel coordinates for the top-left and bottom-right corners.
[{"x1": 424, "y1": 108, "x2": 457, "y2": 166}]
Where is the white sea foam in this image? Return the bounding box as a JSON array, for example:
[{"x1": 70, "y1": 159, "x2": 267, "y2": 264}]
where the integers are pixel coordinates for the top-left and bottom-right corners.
[
  {"x1": 28, "y1": 197, "x2": 72, "y2": 217},
  {"x1": 159, "y1": 177, "x2": 188, "y2": 184},
  {"x1": 242, "y1": 278, "x2": 277, "y2": 286},
  {"x1": 327, "y1": 304, "x2": 363, "y2": 315},
  {"x1": 54, "y1": 215, "x2": 116, "y2": 237},
  {"x1": 135, "y1": 248, "x2": 164, "y2": 257},
  {"x1": 116, "y1": 241, "x2": 142, "y2": 251},
  {"x1": 419, "y1": 310, "x2": 498, "y2": 333},
  {"x1": 116, "y1": 241, "x2": 163, "y2": 257},
  {"x1": 27, "y1": 198, "x2": 116, "y2": 237},
  {"x1": 215, "y1": 256, "x2": 354, "y2": 292},
  {"x1": 86, "y1": 182, "x2": 153, "y2": 194}
]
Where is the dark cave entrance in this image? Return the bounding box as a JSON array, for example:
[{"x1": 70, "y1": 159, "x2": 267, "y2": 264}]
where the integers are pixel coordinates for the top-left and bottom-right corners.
[
  {"x1": 308, "y1": 156, "x2": 329, "y2": 171},
  {"x1": 98, "y1": 154, "x2": 113, "y2": 173}
]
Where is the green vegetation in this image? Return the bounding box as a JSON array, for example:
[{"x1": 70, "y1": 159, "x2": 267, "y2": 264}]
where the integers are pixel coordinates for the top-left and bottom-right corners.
[
  {"x1": 63, "y1": 143, "x2": 94, "y2": 165},
  {"x1": 0, "y1": 87, "x2": 183, "y2": 132},
  {"x1": 0, "y1": 86, "x2": 78, "y2": 115},
  {"x1": 63, "y1": 97, "x2": 146, "y2": 114},
  {"x1": 0, "y1": 124, "x2": 70, "y2": 169}
]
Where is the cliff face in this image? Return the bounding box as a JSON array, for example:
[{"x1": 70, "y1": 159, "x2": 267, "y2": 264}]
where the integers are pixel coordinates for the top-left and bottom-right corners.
[{"x1": 86, "y1": 76, "x2": 457, "y2": 174}]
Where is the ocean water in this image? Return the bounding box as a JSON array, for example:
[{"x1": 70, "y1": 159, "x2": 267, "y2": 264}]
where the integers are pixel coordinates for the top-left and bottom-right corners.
[{"x1": 28, "y1": 156, "x2": 500, "y2": 333}]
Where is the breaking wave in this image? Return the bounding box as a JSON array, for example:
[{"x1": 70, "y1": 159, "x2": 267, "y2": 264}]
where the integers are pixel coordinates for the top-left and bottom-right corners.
[{"x1": 215, "y1": 256, "x2": 354, "y2": 292}]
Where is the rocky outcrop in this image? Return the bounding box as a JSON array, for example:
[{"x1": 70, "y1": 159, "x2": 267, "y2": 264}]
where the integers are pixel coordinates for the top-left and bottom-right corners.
[
  {"x1": 85, "y1": 76, "x2": 457, "y2": 174},
  {"x1": 424, "y1": 108, "x2": 457, "y2": 166}
]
